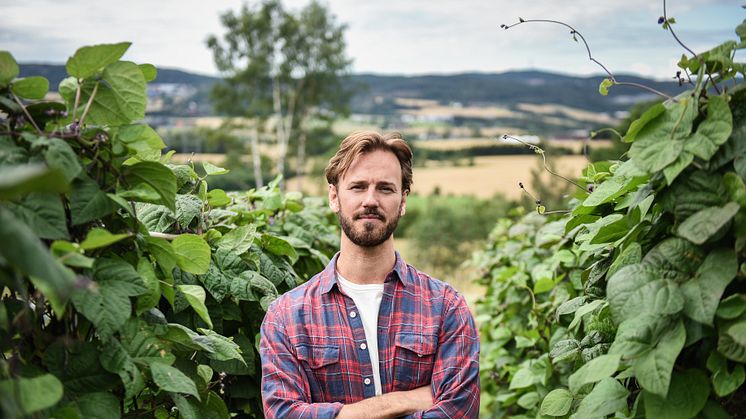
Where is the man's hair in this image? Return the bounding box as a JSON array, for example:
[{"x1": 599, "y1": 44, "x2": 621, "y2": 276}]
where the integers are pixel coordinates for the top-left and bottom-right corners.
[{"x1": 325, "y1": 131, "x2": 413, "y2": 193}]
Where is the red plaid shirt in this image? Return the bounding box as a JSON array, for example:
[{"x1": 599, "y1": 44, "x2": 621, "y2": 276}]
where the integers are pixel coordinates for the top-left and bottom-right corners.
[{"x1": 260, "y1": 252, "x2": 480, "y2": 418}]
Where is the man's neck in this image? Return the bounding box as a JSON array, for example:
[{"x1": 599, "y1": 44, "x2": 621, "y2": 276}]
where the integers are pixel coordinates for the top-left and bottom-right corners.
[{"x1": 336, "y1": 236, "x2": 396, "y2": 285}]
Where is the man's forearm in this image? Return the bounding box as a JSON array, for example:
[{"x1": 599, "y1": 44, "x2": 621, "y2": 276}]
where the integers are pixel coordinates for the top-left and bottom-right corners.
[{"x1": 337, "y1": 386, "x2": 433, "y2": 419}]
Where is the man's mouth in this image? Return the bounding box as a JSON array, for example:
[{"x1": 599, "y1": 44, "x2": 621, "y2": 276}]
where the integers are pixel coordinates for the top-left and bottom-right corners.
[{"x1": 355, "y1": 212, "x2": 384, "y2": 221}]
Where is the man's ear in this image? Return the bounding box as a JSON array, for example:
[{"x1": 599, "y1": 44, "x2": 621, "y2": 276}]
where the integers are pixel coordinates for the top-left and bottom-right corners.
[
  {"x1": 328, "y1": 184, "x2": 340, "y2": 213},
  {"x1": 400, "y1": 191, "x2": 408, "y2": 216}
]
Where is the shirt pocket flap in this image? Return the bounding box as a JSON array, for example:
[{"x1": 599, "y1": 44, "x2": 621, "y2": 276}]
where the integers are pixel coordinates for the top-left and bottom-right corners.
[
  {"x1": 395, "y1": 333, "x2": 438, "y2": 357},
  {"x1": 295, "y1": 344, "x2": 340, "y2": 369}
]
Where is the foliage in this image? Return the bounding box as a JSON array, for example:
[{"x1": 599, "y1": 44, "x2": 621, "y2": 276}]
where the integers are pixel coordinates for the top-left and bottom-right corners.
[
  {"x1": 0, "y1": 44, "x2": 339, "y2": 418},
  {"x1": 207, "y1": 0, "x2": 352, "y2": 185},
  {"x1": 476, "y1": 16, "x2": 746, "y2": 419}
]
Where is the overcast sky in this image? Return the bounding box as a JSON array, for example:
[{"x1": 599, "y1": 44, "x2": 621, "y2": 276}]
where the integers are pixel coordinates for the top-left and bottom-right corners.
[{"x1": 1, "y1": 0, "x2": 742, "y2": 79}]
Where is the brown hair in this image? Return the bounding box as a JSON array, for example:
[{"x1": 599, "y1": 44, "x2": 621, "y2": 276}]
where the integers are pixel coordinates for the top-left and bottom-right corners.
[{"x1": 325, "y1": 131, "x2": 413, "y2": 193}]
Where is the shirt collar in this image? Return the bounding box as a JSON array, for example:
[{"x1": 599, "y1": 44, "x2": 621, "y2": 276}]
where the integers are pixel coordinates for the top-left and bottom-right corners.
[{"x1": 319, "y1": 251, "x2": 409, "y2": 294}]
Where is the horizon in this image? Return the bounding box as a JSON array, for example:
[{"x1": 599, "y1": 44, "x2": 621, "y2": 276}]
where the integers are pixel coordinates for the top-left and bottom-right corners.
[{"x1": 2, "y1": 0, "x2": 742, "y2": 81}]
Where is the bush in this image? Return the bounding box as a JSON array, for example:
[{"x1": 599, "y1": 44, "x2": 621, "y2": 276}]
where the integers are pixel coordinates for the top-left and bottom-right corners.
[{"x1": 0, "y1": 44, "x2": 338, "y2": 418}]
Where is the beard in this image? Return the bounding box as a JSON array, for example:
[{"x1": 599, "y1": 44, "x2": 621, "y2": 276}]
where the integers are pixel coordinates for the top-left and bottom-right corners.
[{"x1": 337, "y1": 202, "x2": 402, "y2": 248}]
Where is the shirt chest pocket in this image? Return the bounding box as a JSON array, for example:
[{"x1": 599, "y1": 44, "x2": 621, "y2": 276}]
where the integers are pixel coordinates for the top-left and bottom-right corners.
[
  {"x1": 393, "y1": 333, "x2": 438, "y2": 390},
  {"x1": 295, "y1": 344, "x2": 344, "y2": 402}
]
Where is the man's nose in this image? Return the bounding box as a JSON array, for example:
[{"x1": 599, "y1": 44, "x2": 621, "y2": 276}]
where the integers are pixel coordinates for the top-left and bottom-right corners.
[{"x1": 362, "y1": 188, "x2": 379, "y2": 208}]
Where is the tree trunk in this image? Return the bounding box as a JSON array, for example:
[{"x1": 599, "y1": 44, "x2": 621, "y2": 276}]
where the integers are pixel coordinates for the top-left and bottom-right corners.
[
  {"x1": 273, "y1": 77, "x2": 287, "y2": 190},
  {"x1": 251, "y1": 124, "x2": 263, "y2": 188},
  {"x1": 297, "y1": 130, "x2": 306, "y2": 191}
]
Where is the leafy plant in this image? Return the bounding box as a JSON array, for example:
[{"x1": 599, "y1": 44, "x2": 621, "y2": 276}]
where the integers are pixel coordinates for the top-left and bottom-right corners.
[
  {"x1": 0, "y1": 43, "x2": 338, "y2": 418},
  {"x1": 478, "y1": 9, "x2": 746, "y2": 419}
]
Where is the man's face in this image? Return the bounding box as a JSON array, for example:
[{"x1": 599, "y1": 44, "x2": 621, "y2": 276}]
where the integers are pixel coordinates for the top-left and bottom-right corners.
[{"x1": 329, "y1": 149, "x2": 407, "y2": 248}]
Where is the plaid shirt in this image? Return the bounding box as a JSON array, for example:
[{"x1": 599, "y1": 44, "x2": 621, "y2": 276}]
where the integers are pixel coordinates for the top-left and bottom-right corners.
[{"x1": 260, "y1": 252, "x2": 480, "y2": 418}]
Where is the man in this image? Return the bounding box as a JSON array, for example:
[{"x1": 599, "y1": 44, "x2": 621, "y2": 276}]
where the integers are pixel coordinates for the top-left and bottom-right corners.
[{"x1": 260, "y1": 131, "x2": 480, "y2": 418}]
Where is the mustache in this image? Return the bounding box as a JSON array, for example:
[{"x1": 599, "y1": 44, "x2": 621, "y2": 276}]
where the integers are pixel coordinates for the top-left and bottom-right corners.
[{"x1": 353, "y1": 209, "x2": 384, "y2": 220}]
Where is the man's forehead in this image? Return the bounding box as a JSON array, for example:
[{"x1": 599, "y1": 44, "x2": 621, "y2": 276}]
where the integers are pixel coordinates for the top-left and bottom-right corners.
[{"x1": 340, "y1": 150, "x2": 402, "y2": 183}]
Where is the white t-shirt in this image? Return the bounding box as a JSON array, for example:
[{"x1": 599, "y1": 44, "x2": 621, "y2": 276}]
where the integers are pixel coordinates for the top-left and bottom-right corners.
[{"x1": 336, "y1": 272, "x2": 385, "y2": 395}]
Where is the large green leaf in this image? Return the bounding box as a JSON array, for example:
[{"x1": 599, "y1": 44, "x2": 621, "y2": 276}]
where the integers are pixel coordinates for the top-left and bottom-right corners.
[
  {"x1": 0, "y1": 164, "x2": 69, "y2": 201},
  {"x1": 643, "y1": 369, "x2": 710, "y2": 419},
  {"x1": 718, "y1": 317, "x2": 746, "y2": 362},
  {"x1": 633, "y1": 319, "x2": 686, "y2": 397},
  {"x1": 570, "y1": 377, "x2": 628, "y2": 419},
  {"x1": 261, "y1": 233, "x2": 299, "y2": 263},
  {"x1": 684, "y1": 96, "x2": 733, "y2": 160},
  {"x1": 173, "y1": 234, "x2": 211, "y2": 275},
  {"x1": 199, "y1": 264, "x2": 230, "y2": 302},
  {"x1": 217, "y1": 224, "x2": 256, "y2": 254},
  {"x1": 150, "y1": 362, "x2": 201, "y2": 400},
  {"x1": 115, "y1": 124, "x2": 166, "y2": 158},
  {"x1": 176, "y1": 194, "x2": 203, "y2": 227},
  {"x1": 0, "y1": 374, "x2": 64, "y2": 416},
  {"x1": 122, "y1": 161, "x2": 177, "y2": 211},
  {"x1": 642, "y1": 237, "x2": 704, "y2": 281},
  {"x1": 624, "y1": 102, "x2": 665, "y2": 143},
  {"x1": 681, "y1": 248, "x2": 738, "y2": 325},
  {"x1": 69, "y1": 174, "x2": 116, "y2": 225},
  {"x1": 102, "y1": 61, "x2": 147, "y2": 121},
  {"x1": 76, "y1": 392, "x2": 121, "y2": 419},
  {"x1": 80, "y1": 80, "x2": 130, "y2": 126},
  {"x1": 707, "y1": 351, "x2": 746, "y2": 397},
  {"x1": 198, "y1": 329, "x2": 245, "y2": 363},
  {"x1": 178, "y1": 284, "x2": 213, "y2": 329},
  {"x1": 568, "y1": 354, "x2": 620, "y2": 394},
  {"x1": 607, "y1": 264, "x2": 684, "y2": 323},
  {"x1": 80, "y1": 228, "x2": 131, "y2": 250},
  {"x1": 6, "y1": 192, "x2": 68, "y2": 240},
  {"x1": 539, "y1": 388, "x2": 573, "y2": 417},
  {"x1": 11, "y1": 76, "x2": 49, "y2": 100},
  {"x1": 677, "y1": 202, "x2": 740, "y2": 244},
  {"x1": 42, "y1": 341, "x2": 116, "y2": 396},
  {"x1": 99, "y1": 338, "x2": 145, "y2": 399},
  {"x1": 135, "y1": 258, "x2": 161, "y2": 315},
  {"x1": 0, "y1": 50, "x2": 19, "y2": 86},
  {"x1": 137, "y1": 203, "x2": 175, "y2": 232},
  {"x1": 66, "y1": 42, "x2": 131, "y2": 79},
  {"x1": 0, "y1": 207, "x2": 76, "y2": 311},
  {"x1": 716, "y1": 294, "x2": 746, "y2": 319}
]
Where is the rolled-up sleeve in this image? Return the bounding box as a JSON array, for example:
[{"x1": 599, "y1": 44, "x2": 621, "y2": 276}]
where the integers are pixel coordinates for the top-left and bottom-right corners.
[
  {"x1": 413, "y1": 293, "x2": 480, "y2": 419},
  {"x1": 260, "y1": 303, "x2": 343, "y2": 419}
]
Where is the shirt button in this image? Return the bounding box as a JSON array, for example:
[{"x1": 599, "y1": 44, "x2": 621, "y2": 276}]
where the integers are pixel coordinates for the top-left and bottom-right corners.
[
  {"x1": 350, "y1": 311, "x2": 357, "y2": 318},
  {"x1": 360, "y1": 343, "x2": 367, "y2": 350},
  {"x1": 364, "y1": 378, "x2": 371, "y2": 385}
]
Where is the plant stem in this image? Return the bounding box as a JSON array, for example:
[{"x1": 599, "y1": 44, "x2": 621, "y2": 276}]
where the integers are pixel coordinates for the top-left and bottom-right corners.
[
  {"x1": 11, "y1": 94, "x2": 42, "y2": 134},
  {"x1": 78, "y1": 81, "x2": 100, "y2": 127}
]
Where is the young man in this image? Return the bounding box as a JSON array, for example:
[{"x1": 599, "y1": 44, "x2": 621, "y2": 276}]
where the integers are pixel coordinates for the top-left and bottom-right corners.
[{"x1": 260, "y1": 131, "x2": 480, "y2": 418}]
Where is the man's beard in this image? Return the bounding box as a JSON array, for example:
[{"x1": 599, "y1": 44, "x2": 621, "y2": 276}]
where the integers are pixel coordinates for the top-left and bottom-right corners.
[{"x1": 337, "y1": 202, "x2": 402, "y2": 248}]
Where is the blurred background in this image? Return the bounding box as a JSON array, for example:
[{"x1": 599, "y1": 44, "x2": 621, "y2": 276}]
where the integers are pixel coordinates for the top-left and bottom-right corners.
[{"x1": 2, "y1": 0, "x2": 742, "y2": 301}]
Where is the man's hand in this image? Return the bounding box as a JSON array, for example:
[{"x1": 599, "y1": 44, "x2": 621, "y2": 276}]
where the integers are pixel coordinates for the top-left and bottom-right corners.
[{"x1": 336, "y1": 385, "x2": 433, "y2": 419}]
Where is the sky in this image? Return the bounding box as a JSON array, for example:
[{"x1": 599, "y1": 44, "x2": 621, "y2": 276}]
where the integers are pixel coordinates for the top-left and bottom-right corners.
[{"x1": 0, "y1": 0, "x2": 743, "y2": 80}]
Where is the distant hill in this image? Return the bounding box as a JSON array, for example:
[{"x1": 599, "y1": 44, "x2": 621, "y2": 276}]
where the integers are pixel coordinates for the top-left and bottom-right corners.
[{"x1": 19, "y1": 63, "x2": 684, "y2": 118}]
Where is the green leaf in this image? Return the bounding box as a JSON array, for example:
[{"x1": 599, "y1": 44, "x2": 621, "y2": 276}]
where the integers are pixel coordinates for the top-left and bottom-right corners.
[
  {"x1": 150, "y1": 363, "x2": 201, "y2": 400},
  {"x1": 199, "y1": 264, "x2": 230, "y2": 302},
  {"x1": 0, "y1": 164, "x2": 69, "y2": 201},
  {"x1": 0, "y1": 374, "x2": 64, "y2": 416},
  {"x1": 684, "y1": 97, "x2": 733, "y2": 160},
  {"x1": 217, "y1": 224, "x2": 256, "y2": 254},
  {"x1": 633, "y1": 319, "x2": 687, "y2": 397},
  {"x1": 677, "y1": 202, "x2": 740, "y2": 244},
  {"x1": 146, "y1": 237, "x2": 177, "y2": 274},
  {"x1": 642, "y1": 237, "x2": 704, "y2": 281},
  {"x1": 178, "y1": 284, "x2": 213, "y2": 329},
  {"x1": 137, "y1": 203, "x2": 175, "y2": 232},
  {"x1": 66, "y1": 42, "x2": 131, "y2": 79},
  {"x1": 261, "y1": 233, "x2": 299, "y2": 263},
  {"x1": 172, "y1": 394, "x2": 200, "y2": 419},
  {"x1": 571, "y1": 377, "x2": 628, "y2": 419},
  {"x1": 80, "y1": 80, "x2": 130, "y2": 126},
  {"x1": 139, "y1": 63, "x2": 157, "y2": 82},
  {"x1": 202, "y1": 161, "x2": 229, "y2": 176},
  {"x1": 663, "y1": 151, "x2": 694, "y2": 185},
  {"x1": 598, "y1": 78, "x2": 613, "y2": 96},
  {"x1": 707, "y1": 351, "x2": 746, "y2": 397},
  {"x1": 122, "y1": 161, "x2": 177, "y2": 211},
  {"x1": 681, "y1": 248, "x2": 738, "y2": 325},
  {"x1": 643, "y1": 369, "x2": 710, "y2": 419},
  {"x1": 0, "y1": 51, "x2": 20, "y2": 86},
  {"x1": 80, "y1": 228, "x2": 131, "y2": 250},
  {"x1": 539, "y1": 388, "x2": 573, "y2": 416},
  {"x1": 624, "y1": 102, "x2": 665, "y2": 143},
  {"x1": 70, "y1": 174, "x2": 116, "y2": 225},
  {"x1": 517, "y1": 391, "x2": 540, "y2": 409},
  {"x1": 580, "y1": 174, "x2": 648, "y2": 208},
  {"x1": 717, "y1": 294, "x2": 746, "y2": 319},
  {"x1": 207, "y1": 189, "x2": 232, "y2": 207},
  {"x1": 0, "y1": 207, "x2": 76, "y2": 314},
  {"x1": 533, "y1": 277, "x2": 554, "y2": 294},
  {"x1": 6, "y1": 192, "x2": 68, "y2": 239},
  {"x1": 509, "y1": 368, "x2": 534, "y2": 390},
  {"x1": 173, "y1": 234, "x2": 211, "y2": 274},
  {"x1": 568, "y1": 354, "x2": 620, "y2": 394},
  {"x1": 76, "y1": 392, "x2": 121, "y2": 419},
  {"x1": 724, "y1": 172, "x2": 746, "y2": 207},
  {"x1": 136, "y1": 258, "x2": 161, "y2": 315},
  {"x1": 718, "y1": 318, "x2": 746, "y2": 362},
  {"x1": 101, "y1": 61, "x2": 147, "y2": 121},
  {"x1": 99, "y1": 338, "x2": 145, "y2": 399},
  {"x1": 176, "y1": 194, "x2": 203, "y2": 227},
  {"x1": 11, "y1": 76, "x2": 49, "y2": 100},
  {"x1": 607, "y1": 264, "x2": 684, "y2": 323},
  {"x1": 198, "y1": 329, "x2": 245, "y2": 363},
  {"x1": 115, "y1": 124, "x2": 166, "y2": 158},
  {"x1": 51, "y1": 240, "x2": 94, "y2": 268}
]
